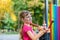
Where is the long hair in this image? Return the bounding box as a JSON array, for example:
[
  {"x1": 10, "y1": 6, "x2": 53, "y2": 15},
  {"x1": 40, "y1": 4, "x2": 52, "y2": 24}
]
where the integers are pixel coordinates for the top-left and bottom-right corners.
[{"x1": 19, "y1": 10, "x2": 30, "y2": 40}]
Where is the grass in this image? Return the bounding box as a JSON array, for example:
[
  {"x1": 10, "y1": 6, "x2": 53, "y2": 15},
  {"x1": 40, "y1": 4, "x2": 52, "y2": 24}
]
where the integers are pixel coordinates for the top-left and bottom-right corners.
[
  {"x1": 5, "y1": 32, "x2": 18, "y2": 34},
  {"x1": 0, "y1": 31, "x2": 19, "y2": 34}
]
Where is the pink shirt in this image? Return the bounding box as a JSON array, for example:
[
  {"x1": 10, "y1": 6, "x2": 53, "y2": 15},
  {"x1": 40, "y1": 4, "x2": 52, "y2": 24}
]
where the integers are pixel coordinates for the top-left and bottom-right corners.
[{"x1": 22, "y1": 24, "x2": 34, "y2": 40}]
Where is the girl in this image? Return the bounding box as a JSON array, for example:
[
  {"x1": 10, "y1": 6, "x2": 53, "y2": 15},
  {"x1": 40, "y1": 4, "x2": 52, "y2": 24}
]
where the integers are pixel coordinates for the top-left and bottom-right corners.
[{"x1": 20, "y1": 10, "x2": 48, "y2": 40}]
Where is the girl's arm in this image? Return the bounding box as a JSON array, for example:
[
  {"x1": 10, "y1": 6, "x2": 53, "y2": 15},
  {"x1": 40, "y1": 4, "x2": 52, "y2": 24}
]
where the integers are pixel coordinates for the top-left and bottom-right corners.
[
  {"x1": 32, "y1": 30, "x2": 37, "y2": 36},
  {"x1": 30, "y1": 22, "x2": 45, "y2": 30},
  {"x1": 27, "y1": 29, "x2": 46, "y2": 40}
]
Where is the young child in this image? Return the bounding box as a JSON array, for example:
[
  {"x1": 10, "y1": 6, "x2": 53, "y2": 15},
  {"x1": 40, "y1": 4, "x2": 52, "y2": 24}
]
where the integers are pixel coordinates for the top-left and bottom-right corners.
[{"x1": 19, "y1": 10, "x2": 48, "y2": 40}]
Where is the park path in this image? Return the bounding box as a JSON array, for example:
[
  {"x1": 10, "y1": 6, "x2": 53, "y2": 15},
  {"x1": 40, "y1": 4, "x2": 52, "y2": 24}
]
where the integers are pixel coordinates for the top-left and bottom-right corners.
[{"x1": 0, "y1": 34, "x2": 20, "y2": 40}]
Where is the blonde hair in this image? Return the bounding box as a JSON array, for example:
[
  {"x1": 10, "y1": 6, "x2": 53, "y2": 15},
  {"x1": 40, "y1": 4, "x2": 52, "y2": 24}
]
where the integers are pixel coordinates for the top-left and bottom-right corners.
[{"x1": 19, "y1": 10, "x2": 30, "y2": 40}]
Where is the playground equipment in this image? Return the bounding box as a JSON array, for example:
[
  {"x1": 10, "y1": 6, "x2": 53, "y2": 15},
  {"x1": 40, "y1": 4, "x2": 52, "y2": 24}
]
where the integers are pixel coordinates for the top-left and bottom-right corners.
[{"x1": 45, "y1": 0, "x2": 60, "y2": 40}]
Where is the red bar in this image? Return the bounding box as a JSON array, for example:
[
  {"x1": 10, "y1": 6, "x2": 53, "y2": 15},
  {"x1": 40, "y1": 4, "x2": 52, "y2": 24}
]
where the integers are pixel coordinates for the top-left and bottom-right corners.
[{"x1": 58, "y1": 6, "x2": 60, "y2": 40}]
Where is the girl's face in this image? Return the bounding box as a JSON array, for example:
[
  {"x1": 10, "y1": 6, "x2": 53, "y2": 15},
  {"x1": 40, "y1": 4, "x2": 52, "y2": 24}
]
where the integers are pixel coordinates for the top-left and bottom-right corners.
[{"x1": 23, "y1": 13, "x2": 32, "y2": 24}]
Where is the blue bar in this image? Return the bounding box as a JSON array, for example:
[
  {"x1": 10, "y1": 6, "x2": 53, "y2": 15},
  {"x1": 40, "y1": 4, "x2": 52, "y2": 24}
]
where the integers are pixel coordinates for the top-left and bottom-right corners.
[{"x1": 53, "y1": 5, "x2": 58, "y2": 40}]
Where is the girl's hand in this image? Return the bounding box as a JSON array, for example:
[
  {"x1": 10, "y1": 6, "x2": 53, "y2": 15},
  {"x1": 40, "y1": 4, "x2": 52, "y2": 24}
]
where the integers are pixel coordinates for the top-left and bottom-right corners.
[
  {"x1": 38, "y1": 26, "x2": 50, "y2": 33},
  {"x1": 46, "y1": 28, "x2": 50, "y2": 33},
  {"x1": 39, "y1": 29, "x2": 47, "y2": 34},
  {"x1": 45, "y1": 28, "x2": 50, "y2": 33},
  {"x1": 37, "y1": 26, "x2": 45, "y2": 31}
]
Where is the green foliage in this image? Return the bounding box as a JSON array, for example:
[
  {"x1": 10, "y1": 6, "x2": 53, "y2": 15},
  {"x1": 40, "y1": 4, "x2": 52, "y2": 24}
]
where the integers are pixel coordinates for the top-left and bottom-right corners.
[
  {"x1": 0, "y1": 0, "x2": 51, "y2": 31},
  {"x1": 13, "y1": 0, "x2": 45, "y2": 25},
  {"x1": 0, "y1": 13, "x2": 17, "y2": 31}
]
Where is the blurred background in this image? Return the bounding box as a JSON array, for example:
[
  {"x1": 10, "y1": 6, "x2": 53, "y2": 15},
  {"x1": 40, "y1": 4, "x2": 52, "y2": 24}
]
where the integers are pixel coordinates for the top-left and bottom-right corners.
[
  {"x1": 0, "y1": 0, "x2": 60, "y2": 40},
  {"x1": 0, "y1": 0, "x2": 46, "y2": 34}
]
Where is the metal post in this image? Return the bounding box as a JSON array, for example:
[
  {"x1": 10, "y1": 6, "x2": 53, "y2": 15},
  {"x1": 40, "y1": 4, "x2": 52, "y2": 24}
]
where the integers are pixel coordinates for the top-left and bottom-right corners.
[{"x1": 45, "y1": 0, "x2": 49, "y2": 40}]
